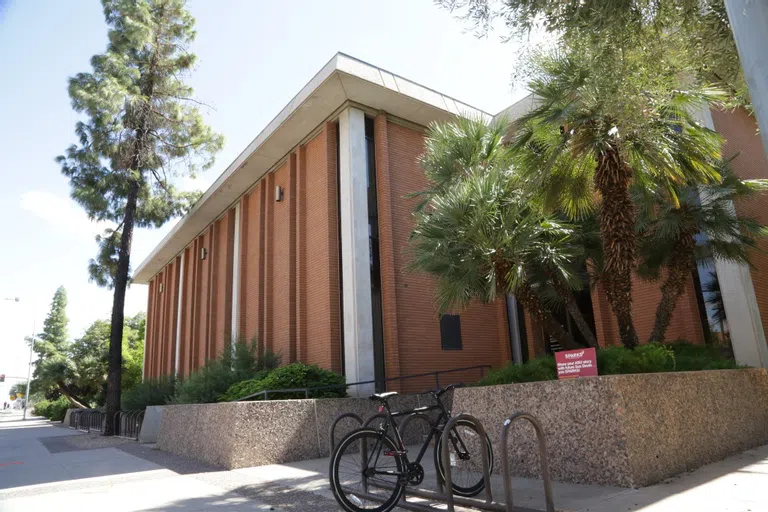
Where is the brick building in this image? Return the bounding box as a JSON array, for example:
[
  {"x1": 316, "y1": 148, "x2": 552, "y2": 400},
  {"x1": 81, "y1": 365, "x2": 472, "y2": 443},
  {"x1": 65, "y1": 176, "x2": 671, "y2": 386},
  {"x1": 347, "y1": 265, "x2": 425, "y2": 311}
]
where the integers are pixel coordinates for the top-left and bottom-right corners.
[{"x1": 134, "y1": 53, "x2": 768, "y2": 393}]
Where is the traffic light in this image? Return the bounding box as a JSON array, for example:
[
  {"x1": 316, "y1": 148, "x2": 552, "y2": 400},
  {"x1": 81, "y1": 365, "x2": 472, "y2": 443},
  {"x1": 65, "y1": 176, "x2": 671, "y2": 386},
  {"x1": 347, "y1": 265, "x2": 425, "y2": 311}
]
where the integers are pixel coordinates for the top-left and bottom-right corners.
[{"x1": 0, "y1": 374, "x2": 4, "y2": 383}]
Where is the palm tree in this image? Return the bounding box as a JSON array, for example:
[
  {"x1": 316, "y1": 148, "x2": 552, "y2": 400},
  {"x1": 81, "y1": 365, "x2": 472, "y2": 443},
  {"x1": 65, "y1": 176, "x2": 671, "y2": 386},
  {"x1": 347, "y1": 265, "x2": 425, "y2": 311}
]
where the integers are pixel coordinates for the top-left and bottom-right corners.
[
  {"x1": 511, "y1": 44, "x2": 725, "y2": 348},
  {"x1": 702, "y1": 271, "x2": 729, "y2": 340},
  {"x1": 410, "y1": 118, "x2": 598, "y2": 349},
  {"x1": 637, "y1": 164, "x2": 768, "y2": 342}
]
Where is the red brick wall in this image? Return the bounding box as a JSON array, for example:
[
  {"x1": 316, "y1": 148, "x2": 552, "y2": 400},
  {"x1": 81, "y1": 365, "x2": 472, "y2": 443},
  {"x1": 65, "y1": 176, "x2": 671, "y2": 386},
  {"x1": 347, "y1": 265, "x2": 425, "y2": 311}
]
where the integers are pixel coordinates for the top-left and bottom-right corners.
[
  {"x1": 209, "y1": 212, "x2": 234, "y2": 359},
  {"x1": 302, "y1": 124, "x2": 342, "y2": 372},
  {"x1": 240, "y1": 185, "x2": 266, "y2": 351},
  {"x1": 712, "y1": 107, "x2": 768, "y2": 339},
  {"x1": 380, "y1": 119, "x2": 511, "y2": 391},
  {"x1": 270, "y1": 161, "x2": 293, "y2": 361}
]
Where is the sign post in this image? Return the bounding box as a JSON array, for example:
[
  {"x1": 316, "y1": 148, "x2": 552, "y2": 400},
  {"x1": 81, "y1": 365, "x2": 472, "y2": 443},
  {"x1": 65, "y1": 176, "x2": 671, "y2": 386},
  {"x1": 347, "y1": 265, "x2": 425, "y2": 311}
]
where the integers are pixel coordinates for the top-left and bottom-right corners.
[{"x1": 555, "y1": 348, "x2": 598, "y2": 380}]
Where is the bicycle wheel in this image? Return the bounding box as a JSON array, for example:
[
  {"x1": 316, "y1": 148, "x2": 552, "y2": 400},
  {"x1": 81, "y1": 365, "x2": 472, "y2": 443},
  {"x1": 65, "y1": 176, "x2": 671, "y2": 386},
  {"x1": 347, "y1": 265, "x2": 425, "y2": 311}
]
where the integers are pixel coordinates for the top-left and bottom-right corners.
[
  {"x1": 330, "y1": 428, "x2": 406, "y2": 512},
  {"x1": 434, "y1": 418, "x2": 494, "y2": 497}
]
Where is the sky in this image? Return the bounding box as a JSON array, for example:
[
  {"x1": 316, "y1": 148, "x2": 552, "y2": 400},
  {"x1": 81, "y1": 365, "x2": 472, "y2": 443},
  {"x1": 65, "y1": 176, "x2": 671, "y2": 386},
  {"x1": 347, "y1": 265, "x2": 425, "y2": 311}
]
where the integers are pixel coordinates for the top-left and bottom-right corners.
[{"x1": 0, "y1": 0, "x2": 527, "y2": 382}]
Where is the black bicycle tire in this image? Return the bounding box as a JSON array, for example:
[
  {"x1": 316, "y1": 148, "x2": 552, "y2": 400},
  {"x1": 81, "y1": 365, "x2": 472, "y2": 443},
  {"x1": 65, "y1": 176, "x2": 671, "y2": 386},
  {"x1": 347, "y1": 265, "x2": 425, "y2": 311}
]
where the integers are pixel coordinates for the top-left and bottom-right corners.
[
  {"x1": 434, "y1": 418, "x2": 494, "y2": 498},
  {"x1": 329, "y1": 428, "x2": 406, "y2": 512}
]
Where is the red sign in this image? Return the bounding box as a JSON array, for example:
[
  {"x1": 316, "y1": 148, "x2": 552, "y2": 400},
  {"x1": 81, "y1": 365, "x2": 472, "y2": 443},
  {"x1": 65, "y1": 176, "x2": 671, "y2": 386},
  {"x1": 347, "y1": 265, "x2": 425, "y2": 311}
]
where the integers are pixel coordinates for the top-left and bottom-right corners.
[{"x1": 555, "y1": 348, "x2": 598, "y2": 379}]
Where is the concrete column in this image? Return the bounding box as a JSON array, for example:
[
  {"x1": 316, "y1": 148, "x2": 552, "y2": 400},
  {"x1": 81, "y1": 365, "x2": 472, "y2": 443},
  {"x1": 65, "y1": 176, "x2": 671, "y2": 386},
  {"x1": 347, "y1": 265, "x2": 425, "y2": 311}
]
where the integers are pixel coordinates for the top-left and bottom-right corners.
[
  {"x1": 174, "y1": 252, "x2": 185, "y2": 376},
  {"x1": 338, "y1": 107, "x2": 375, "y2": 395},
  {"x1": 231, "y1": 202, "x2": 241, "y2": 350},
  {"x1": 700, "y1": 107, "x2": 768, "y2": 368},
  {"x1": 725, "y1": 0, "x2": 768, "y2": 158}
]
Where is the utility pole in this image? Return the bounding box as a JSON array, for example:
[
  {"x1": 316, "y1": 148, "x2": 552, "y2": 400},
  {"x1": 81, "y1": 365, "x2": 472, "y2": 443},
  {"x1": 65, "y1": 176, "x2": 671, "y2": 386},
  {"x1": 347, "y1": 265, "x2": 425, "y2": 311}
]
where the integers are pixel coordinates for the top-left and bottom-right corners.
[
  {"x1": 725, "y1": 0, "x2": 768, "y2": 158},
  {"x1": 3, "y1": 297, "x2": 35, "y2": 419},
  {"x1": 22, "y1": 320, "x2": 35, "y2": 420}
]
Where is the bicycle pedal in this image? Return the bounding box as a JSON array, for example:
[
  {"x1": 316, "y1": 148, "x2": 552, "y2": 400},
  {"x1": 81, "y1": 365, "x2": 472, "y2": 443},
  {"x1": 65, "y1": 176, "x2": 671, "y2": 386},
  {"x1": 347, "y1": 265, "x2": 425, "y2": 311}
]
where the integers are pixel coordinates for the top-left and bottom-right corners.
[{"x1": 383, "y1": 450, "x2": 406, "y2": 456}]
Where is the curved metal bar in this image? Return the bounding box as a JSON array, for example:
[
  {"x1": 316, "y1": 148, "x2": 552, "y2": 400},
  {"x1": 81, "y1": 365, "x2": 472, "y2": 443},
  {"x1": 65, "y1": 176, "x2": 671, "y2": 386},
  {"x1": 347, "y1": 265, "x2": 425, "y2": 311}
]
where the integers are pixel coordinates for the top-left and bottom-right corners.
[
  {"x1": 500, "y1": 412, "x2": 554, "y2": 512},
  {"x1": 362, "y1": 412, "x2": 388, "y2": 429},
  {"x1": 328, "y1": 413, "x2": 363, "y2": 454},
  {"x1": 440, "y1": 413, "x2": 493, "y2": 512},
  {"x1": 397, "y1": 412, "x2": 434, "y2": 443}
]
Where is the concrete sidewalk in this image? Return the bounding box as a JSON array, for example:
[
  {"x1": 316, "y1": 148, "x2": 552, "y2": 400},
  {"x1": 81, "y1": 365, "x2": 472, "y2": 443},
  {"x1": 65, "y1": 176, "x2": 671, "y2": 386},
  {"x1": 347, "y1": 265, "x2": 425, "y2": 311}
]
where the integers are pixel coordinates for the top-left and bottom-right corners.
[{"x1": 1, "y1": 414, "x2": 767, "y2": 511}]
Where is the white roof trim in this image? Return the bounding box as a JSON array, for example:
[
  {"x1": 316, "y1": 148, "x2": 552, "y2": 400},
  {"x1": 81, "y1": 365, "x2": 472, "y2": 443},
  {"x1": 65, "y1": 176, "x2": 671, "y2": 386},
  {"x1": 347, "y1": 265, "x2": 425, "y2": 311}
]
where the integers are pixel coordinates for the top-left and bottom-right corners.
[{"x1": 133, "y1": 53, "x2": 493, "y2": 283}]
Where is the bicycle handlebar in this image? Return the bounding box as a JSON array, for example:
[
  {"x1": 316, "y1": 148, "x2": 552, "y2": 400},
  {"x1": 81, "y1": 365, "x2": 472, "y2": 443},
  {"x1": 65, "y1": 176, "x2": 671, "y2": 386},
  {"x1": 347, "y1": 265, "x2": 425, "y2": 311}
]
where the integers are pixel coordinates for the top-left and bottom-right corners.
[{"x1": 433, "y1": 383, "x2": 465, "y2": 397}]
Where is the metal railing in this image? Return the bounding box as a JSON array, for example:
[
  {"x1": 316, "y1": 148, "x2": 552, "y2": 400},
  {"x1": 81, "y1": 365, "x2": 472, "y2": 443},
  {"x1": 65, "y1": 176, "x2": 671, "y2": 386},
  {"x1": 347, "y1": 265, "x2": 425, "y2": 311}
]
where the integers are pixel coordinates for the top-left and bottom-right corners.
[
  {"x1": 237, "y1": 364, "x2": 491, "y2": 402},
  {"x1": 69, "y1": 409, "x2": 106, "y2": 433},
  {"x1": 114, "y1": 410, "x2": 145, "y2": 440}
]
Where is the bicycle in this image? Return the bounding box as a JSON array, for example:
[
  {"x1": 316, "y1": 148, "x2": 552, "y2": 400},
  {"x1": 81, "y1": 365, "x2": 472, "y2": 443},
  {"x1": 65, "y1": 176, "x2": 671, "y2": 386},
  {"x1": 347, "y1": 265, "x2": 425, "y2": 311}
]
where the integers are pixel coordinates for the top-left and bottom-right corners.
[{"x1": 329, "y1": 383, "x2": 494, "y2": 512}]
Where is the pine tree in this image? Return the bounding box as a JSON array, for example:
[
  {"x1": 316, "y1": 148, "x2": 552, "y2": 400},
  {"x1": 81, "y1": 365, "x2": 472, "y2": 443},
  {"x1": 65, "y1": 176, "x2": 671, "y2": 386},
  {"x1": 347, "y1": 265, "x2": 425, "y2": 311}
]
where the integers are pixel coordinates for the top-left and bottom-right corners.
[
  {"x1": 57, "y1": 0, "x2": 223, "y2": 434},
  {"x1": 31, "y1": 287, "x2": 88, "y2": 407}
]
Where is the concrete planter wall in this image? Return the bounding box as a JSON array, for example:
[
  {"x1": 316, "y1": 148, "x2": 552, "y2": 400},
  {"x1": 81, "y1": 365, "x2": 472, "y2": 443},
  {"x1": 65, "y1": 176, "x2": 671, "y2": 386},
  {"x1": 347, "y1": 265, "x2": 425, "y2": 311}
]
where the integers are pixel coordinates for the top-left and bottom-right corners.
[
  {"x1": 157, "y1": 394, "x2": 428, "y2": 469},
  {"x1": 452, "y1": 368, "x2": 768, "y2": 487},
  {"x1": 156, "y1": 369, "x2": 768, "y2": 487}
]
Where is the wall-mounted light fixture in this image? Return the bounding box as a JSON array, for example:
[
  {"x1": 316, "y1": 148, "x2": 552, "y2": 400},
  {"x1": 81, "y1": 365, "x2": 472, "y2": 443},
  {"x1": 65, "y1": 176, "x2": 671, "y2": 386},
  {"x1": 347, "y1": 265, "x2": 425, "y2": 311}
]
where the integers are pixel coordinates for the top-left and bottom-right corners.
[
  {"x1": 275, "y1": 185, "x2": 284, "y2": 202},
  {"x1": 159, "y1": 283, "x2": 164, "y2": 293},
  {"x1": 201, "y1": 247, "x2": 208, "y2": 260}
]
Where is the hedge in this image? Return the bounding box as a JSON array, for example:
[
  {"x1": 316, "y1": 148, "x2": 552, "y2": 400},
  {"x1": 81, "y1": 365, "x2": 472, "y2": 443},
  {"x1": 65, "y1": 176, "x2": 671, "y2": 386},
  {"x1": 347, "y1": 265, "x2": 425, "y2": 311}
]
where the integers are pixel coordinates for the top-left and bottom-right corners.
[{"x1": 478, "y1": 342, "x2": 741, "y2": 387}]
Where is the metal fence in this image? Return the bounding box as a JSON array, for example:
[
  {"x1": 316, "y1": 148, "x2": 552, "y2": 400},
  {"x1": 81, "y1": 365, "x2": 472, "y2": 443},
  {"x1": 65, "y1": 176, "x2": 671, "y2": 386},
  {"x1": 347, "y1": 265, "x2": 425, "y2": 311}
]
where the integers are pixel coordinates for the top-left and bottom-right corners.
[{"x1": 237, "y1": 365, "x2": 491, "y2": 402}]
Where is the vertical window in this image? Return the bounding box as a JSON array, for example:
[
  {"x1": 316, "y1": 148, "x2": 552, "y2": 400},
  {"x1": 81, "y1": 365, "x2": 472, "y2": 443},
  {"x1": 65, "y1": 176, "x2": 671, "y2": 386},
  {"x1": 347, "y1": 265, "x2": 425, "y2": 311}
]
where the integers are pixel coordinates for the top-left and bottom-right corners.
[
  {"x1": 440, "y1": 314, "x2": 463, "y2": 350},
  {"x1": 365, "y1": 117, "x2": 386, "y2": 390}
]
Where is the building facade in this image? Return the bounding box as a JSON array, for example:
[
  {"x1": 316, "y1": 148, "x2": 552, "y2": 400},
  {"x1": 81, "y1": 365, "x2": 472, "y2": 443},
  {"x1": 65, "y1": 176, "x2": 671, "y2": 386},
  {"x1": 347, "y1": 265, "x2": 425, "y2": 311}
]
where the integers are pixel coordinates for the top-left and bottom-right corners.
[{"x1": 135, "y1": 53, "x2": 768, "y2": 393}]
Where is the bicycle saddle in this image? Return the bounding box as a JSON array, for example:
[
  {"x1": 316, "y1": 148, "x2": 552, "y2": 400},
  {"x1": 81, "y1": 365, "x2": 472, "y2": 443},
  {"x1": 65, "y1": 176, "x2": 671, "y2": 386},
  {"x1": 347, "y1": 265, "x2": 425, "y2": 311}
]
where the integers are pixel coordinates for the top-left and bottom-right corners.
[{"x1": 370, "y1": 391, "x2": 398, "y2": 401}]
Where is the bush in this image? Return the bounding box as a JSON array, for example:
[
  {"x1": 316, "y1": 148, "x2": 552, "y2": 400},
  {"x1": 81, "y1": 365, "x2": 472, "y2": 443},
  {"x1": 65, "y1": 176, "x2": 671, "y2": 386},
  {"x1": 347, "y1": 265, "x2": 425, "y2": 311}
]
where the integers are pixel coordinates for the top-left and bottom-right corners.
[
  {"x1": 597, "y1": 343, "x2": 676, "y2": 375},
  {"x1": 220, "y1": 363, "x2": 347, "y2": 401},
  {"x1": 121, "y1": 376, "x2": 176, "y2": 410},
  {"x1": 667, "y1": 341, "x2": 741, "y2": 371},
  {"x1": 478, "y1": 356, "x2": 557, "y2": 386},
  {"x1": 32, "y1": 396, "x2": 70, "y2": 422},
  {"x1": 478, "y1": 342, "x2": 740, "y2": 387},
  {"x1": 170, "y1": 340, "x2": 278, "y2": 404}
]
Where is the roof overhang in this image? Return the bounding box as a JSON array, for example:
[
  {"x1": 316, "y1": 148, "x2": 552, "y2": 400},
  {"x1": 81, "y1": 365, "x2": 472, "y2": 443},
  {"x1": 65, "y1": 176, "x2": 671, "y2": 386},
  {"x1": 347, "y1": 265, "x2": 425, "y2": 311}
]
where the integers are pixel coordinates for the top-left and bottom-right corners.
[{"x1": 133, "y1": 53, "x2": 491, "y2": 283}]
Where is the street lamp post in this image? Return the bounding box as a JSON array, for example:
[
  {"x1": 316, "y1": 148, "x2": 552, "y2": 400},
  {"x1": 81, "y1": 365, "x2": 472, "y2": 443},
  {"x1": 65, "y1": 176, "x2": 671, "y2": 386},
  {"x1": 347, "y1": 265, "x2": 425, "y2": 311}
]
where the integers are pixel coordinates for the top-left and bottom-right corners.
[{"x1": 3, "y1": 297, "x2": 35, "y2": 420}]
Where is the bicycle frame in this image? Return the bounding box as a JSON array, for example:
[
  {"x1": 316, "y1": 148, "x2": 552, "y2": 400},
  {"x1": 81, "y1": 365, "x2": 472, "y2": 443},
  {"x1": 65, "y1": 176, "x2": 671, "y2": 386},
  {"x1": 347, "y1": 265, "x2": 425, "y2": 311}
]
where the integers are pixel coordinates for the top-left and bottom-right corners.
[{"x1": 364, "y1": 392, "x2": 470, "y2": 483}]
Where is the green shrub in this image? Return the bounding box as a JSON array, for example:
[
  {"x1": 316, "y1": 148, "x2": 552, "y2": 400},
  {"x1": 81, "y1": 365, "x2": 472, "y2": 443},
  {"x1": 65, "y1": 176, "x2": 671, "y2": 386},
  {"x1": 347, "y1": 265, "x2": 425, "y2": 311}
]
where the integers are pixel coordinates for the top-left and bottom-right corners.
[
  {"x1": 33, "y1": 396, "x2": 70, "y2": 421},
  {"x1": 597, "y1": 343, "x2": 676, "y2": 375},
  {"x1": 170, "y1": 340, "x2": 278, "y2": 404},
  {"x1": 121, "y1": 376, "x2": 176, "y2": 410},
  {"x1": 220, "y1": 362, "x2": 346, "y2": 401},
  {"x1": 667, "y1": 341, "x2": 741, "y2": 371},
  {"x1": 478, "y1": 342, "x2": 740, "y2": 387},
  {"x1": 217, "y1": 370, "x2": 271, "y2": 402},
  {"x1": 478, "y1": 356, "x2": 557, "y2": 386}
]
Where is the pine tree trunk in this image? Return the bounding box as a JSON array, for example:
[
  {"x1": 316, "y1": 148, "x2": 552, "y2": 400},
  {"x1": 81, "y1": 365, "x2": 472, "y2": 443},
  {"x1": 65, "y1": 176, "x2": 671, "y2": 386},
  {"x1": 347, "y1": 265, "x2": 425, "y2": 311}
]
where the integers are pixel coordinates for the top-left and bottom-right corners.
[
  {"x1": 594, "y1": 148, "x2": 639, "y2": 349},
  {"x1": 648, "y1": 232, "x2": 697, "y2": 343},
  {"x1": 56, "y1": 381, "x2": 88, "y2": 409},
  {"x1": 550, "y1": 276, "x2": 598, "y2": 347},
  {"x1": 103, "y1": 180, "x2": 139, "y2": 436}
]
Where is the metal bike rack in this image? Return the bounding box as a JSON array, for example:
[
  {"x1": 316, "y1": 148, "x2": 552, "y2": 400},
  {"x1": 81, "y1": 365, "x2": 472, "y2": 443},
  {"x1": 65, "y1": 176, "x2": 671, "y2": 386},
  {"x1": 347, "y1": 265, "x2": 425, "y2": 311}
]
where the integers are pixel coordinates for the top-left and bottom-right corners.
[
  {"x1": 501, "y1": 412, "x2": 555, "y2": 512},
  {"x1": 69, "y1": 409, "x2": 105, "y2": 433},
  {"x1": 114, "y1": 410, "x2": 145, "y2": 440},
  {"x1": 328, "y1": 413, "x2": 363, "y2": 454},
  {"x1": 345, "y1": 411, "x2": 556, "y2": 512}
]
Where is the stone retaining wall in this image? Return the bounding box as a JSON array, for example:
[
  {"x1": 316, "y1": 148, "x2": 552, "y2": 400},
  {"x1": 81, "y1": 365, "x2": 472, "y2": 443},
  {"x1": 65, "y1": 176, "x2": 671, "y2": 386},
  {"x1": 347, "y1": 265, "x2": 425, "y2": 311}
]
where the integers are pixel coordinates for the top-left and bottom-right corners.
[
  {"x1": 452, "y1": 368, "x2": 768, "y2": 487},
  {"x1": 156, "y1": 369, "x2": 768, "y2": 487},
  {"x1": 157, "y1": 394, "x2": 430, "y2": 469}
]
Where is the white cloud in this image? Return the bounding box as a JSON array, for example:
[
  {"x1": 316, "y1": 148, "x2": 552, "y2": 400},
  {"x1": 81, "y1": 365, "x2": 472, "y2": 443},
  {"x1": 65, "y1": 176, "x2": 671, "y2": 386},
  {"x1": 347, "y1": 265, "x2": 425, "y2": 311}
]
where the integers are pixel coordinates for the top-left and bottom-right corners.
[{"x1": 20, "y1": 190, "x2": 110, "y2": 240}]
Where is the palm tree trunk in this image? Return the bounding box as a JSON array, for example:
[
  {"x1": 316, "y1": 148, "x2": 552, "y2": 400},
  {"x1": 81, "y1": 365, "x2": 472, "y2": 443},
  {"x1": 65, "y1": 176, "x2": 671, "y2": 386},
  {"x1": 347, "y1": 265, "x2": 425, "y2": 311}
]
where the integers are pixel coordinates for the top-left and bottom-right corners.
[
  {"x1": 594, "y1": 148, "x2": 639, "y2": 349},
  {"x1": 550, "y1": 276, "x2": 598, "y2": 347},
  {"x1": 515, "y1": 282, "x2": 579, "y2": 350},
  {"x1": 648, "y1": 233, "x2": 697, "y2": 343}
]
